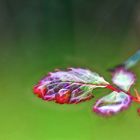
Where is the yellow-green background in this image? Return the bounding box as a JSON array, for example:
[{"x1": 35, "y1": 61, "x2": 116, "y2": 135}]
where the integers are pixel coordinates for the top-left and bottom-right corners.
[{"x1": 0, "y1": 0, "x2": 140, "y2": 140}]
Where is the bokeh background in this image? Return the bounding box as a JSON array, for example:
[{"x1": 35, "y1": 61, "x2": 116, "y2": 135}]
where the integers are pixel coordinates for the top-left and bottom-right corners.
[{"x1": 0, "y1": 0, "x2": 140, "y2": 140}]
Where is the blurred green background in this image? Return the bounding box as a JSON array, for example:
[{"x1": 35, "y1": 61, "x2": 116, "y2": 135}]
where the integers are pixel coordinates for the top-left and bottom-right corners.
[{"x1": 0, "y1": 0, "x2": 140, "y2": 140}]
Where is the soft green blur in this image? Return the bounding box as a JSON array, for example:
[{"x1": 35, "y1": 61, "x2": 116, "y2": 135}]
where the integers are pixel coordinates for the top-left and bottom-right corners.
[{"x1": 0, "y1": 1, "x2": 140, "y2": 140}]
